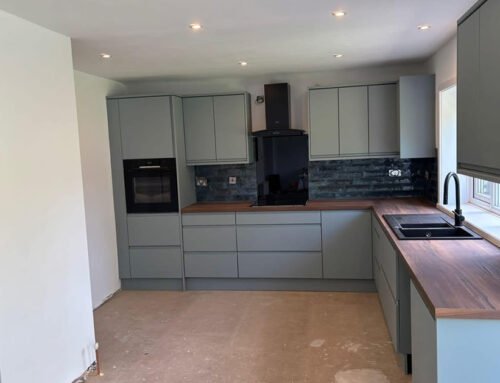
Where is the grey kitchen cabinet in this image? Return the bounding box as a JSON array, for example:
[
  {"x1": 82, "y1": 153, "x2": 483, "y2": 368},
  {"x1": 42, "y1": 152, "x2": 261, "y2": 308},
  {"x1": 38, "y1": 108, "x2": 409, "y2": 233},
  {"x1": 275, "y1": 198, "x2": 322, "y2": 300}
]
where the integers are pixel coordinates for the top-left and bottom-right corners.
[
  {"x1": 410, "y1": 281, "x2": 437, "y2": 383},
  {"x1": 183, "y1": 93, "x2": 252, "y2": 165},
  {"x1": 127, "y1": 213, "x2": 181, "y2": 247},
  {"x1": 399, "y1": 75, "x2": 435, "y2": 159},
  {"x1": 321, "y1": 210, "x2": 372, "y2": 279},
  {"x1": 237, "y1": 225, "x2": 322, "y2": 252},
  {"x1": 182, "y1": 213, "x2": 238, "y2": 278},
  {"x1": 236, "y1": 211, "x2": 320, "y2": 225},
  {"x1": 309, "y1": 88, "x2": 340, "y2": 159},
  {"x1": 458, "y1": 0, "x2": 500, "y2": 182},
  {"x1": 118, "y1": 96, "x2": 174, "y2": 159},
  {"x1": 238, "y1": 251, "x2": 322, "y2": 279},
  {"x1": 369, "y1": 84, "x2": 399, "y2": 154},
  {"x1": 372, "y1": 215, "x2": 411, "y2": 359},
  {"x1": 213, "y1": 94, "x2": 249, "y2": 162},
  {"x1": 183, "y1": 96, "x2": 217, "y2": 163},
  {"x1": 339, "y1": 86, "x2": 369, "y2": 155},
  {"x1": 129, "y1": 247, "x2": 183, "y2": 278}
]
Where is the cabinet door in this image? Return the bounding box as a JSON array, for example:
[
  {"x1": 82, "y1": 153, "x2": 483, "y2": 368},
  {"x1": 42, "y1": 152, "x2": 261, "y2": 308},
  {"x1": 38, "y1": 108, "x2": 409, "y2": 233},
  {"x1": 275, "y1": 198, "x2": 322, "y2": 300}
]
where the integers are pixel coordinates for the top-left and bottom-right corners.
[
  {"x1": 309, "y1": 88, "x2": 340, "y2": 158},
  {"x1": 321, "y1": 210, "x2": 372, "y2": 279},
  {"x1": 477, "y1": 2, "x2": 500, "y2": 174},
  {"x1": 399, "y1": 75, "x2": 435, "y2": 158},
  {"x1": 457, "y1": 12, "x2": 480, "y2": 170},
  {"x1": 183, "y1": 97, "x2": 216, "y2": 162},
  {"x1": 339, "y1": 86, "x2": 369, "y2": 155},
  {"x1": 369, "y1": 84, "x2": 399, "y2": 154},
  {"x1": 119, "y1": 96, "x2": 174, "y2": 159},
  {"x1": 213, "y1": 94, "x2": 248, "y2": 162}
]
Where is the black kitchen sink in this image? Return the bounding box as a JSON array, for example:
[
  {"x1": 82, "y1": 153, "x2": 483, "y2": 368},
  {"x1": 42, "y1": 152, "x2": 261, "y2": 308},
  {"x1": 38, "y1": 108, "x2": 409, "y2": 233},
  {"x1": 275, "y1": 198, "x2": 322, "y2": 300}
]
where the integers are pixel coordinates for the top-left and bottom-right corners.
[{"x1": 384, "y1": 214, "x2": 482, "y2": 240}]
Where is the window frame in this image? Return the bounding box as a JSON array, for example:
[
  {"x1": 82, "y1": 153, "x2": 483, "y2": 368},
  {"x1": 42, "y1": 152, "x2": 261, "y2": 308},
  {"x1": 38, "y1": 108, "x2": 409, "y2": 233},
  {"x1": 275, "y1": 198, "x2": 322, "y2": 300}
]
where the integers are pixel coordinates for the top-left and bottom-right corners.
[{"x1": 469, "y1": 177, "x2": 500, "y2": 216}]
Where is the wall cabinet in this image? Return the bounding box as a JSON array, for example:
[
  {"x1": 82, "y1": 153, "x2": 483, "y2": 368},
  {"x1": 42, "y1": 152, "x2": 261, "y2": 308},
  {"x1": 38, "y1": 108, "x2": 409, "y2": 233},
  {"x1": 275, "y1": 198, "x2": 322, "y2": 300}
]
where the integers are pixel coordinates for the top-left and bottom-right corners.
[
  {"x1": 369, "y1": 84, "x2": 399, "y2": 154},
  {"x1": 321, "y1": 210, "x2": 372, "y2": 279},
  {"x1": 183, "y1": 93, "x2": 252, "y2": 165},
  {"x1": 309, "y1": 83, "x2": 398, "y2": 160},
  {"x1": 118, "y1": 96, "x2": 174, "y2": 159},
  {"x1": 399, "y1": 75, "x2": 435, "y2": 159},
  {"x1": 458, "y1": 0, "x2": 500, "y2": 182}
]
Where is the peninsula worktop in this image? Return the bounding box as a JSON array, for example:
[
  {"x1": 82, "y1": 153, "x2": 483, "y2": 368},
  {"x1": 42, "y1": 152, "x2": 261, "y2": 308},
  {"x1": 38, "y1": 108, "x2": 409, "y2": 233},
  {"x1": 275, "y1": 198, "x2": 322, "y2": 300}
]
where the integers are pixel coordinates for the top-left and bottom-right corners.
[{"x1": 183, "y1": 198, "x2": 500, "y2": 320}]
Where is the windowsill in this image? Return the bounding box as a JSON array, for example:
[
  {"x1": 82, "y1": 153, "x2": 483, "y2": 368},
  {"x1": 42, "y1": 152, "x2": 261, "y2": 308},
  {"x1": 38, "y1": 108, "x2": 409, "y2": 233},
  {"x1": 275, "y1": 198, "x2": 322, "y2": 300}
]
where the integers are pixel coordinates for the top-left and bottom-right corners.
[{"x1": 437, "y1": 203, "x2": 500, "y2": 247}]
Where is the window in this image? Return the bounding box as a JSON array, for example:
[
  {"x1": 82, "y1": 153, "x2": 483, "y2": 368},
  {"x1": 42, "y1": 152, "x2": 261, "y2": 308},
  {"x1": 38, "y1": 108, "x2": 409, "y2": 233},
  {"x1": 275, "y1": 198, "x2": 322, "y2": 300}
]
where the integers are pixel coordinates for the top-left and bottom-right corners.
[{"x1": 471, "y1": 177, "x2": 500, "y2": 215}]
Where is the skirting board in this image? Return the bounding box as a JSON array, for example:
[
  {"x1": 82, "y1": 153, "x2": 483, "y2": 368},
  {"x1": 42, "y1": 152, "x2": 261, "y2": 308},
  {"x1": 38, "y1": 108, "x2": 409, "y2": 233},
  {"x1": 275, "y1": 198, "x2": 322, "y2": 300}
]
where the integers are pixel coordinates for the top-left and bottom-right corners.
[{"x1": 121, "y1": 278, "x2": 376, "y2": 292}]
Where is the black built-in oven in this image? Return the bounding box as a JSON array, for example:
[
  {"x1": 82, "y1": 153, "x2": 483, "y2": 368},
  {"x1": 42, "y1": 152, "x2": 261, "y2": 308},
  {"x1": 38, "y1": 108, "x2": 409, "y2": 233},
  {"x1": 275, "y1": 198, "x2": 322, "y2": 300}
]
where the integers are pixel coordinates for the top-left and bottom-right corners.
[{"x1": 124, "y1": 158, "x2": 178, "y2": 214}]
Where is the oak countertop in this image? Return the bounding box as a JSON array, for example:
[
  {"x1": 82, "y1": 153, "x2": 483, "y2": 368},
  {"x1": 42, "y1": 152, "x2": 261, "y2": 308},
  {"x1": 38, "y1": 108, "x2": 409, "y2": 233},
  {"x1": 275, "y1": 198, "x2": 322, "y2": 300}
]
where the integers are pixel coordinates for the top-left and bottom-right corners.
[{"x1": 182, "y1": 199, "x2": 500, "y2": 320}]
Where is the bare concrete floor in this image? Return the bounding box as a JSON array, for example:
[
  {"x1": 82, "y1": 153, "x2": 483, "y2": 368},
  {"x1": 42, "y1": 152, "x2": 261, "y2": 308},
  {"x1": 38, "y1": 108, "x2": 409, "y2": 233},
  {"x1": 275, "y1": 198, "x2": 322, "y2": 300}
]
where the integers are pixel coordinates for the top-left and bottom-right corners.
[{"x1": 89, "y1": 291, "x2": 411, "y2": 383}]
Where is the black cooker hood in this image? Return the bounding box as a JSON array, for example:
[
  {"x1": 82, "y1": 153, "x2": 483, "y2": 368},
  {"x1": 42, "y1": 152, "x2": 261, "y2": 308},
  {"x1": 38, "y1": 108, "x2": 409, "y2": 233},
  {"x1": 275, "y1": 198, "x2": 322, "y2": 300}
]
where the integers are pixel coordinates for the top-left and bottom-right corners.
[{"x1": 253, "y1": 83, "x2": 305, "y2": 137}]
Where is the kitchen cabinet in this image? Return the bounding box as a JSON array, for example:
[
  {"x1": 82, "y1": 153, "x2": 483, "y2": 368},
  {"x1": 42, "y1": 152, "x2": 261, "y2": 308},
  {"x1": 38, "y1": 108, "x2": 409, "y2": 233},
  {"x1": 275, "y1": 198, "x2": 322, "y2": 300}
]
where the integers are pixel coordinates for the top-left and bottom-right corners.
[
  {"x1": 309, "y1": 83, "x2": 398, "y2": 160},
  {"x1": 118, "y1": 96, "x2": 174, "y2": 159},
  {"x1": 369, "y1": 84, "x2": 399, "y2": 154},
  {"x1": 182, "y1": 213, "x2": 238, "y2": 278},
  {"x1": 339, "y1": 86, "x2": 369, "y2": 155},
  {"x1": 127, "y1": 213, "x2": 181, "y2": 247},
  {"x1": 183, "y1": 93, "x2": 252, "y2": 166},
  {"x1": 238, "y1": 252, "x2": 322, "y2": 278},
  {"x1": 411, "y1": 281, "x2": 437, "y2": 383},
  {"x1": 309, "y1": 88, "x2": 340, "y2": 159},
  {"x1": 129, "y1": 247, "x2": 183, "y2": 279},
  {"x1": 458, "y1": 0, "x2": 500, "y2": 182},
  {"x1": 183, "y1": 96, "x2": 217, "y2": 163},
  {"x1": 372, "y1": 215, "x2": 411, "y2": 363},
  {"x1": 399, "y1": 75, "x2": 435, "y2": 159},
  {"x1": 321, "y1": 210, "x2": 372, "y2": 279}
]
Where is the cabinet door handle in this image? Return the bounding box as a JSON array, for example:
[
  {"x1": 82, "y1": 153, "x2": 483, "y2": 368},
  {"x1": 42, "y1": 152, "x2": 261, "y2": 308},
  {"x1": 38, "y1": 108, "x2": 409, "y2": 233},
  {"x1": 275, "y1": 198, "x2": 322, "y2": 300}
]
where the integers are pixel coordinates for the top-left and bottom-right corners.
[{"x1": 138, "y1": 165, "x2": 161, "y2": 169}]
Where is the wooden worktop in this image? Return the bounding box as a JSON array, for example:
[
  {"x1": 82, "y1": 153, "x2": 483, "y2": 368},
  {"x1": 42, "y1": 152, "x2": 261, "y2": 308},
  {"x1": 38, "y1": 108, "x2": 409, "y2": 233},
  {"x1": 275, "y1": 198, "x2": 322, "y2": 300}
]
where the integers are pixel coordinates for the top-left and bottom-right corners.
[{"x1": 182, "y1": 198, "x2": 500, "y2": 320}]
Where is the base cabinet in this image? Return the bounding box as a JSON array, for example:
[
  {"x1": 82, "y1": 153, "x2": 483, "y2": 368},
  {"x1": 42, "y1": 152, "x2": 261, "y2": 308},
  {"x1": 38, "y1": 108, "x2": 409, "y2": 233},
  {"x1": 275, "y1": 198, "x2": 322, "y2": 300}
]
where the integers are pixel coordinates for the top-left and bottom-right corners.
[
  {"x1": 322, "y1": 210, "x2": 372, "y2": 279},
  {"x1": 129, "y1": 247, "x2": 183, "y2": 278}
]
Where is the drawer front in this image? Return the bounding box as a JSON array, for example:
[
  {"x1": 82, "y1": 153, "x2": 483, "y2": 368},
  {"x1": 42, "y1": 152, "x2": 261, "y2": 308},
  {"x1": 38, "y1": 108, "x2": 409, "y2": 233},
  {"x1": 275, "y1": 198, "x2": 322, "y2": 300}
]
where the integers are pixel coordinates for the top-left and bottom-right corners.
[
  {"x1": 182, "y1": 212, "x2": 235, "y2": 226},
  {"x1": 237, "y1": 225, "x2": 322, "y2": 251},
  {"x1": 183, "y1": 226, "x2": 237, "y2": 252},
  {"x1": 128, "y1": 214, "x2": 180, "y2": 246},
  {"x1": 129, "y1": 247, "x2": 182, "y2": 278},
  {"x1": 372, "y1": 216, "x2": 397, "y2": 297},
  {"x1": 238, "y1": 252, "x2": 322, "y2": 278},
  {"x1": 375, "y1": 259, "x2": 398, "y2": 350},
  {"x1": 236, "y1": 212, "x2": 321, "y2": 225},
  {"x1": 184, "y1": 252, "x2": 238, "y2": 278}
]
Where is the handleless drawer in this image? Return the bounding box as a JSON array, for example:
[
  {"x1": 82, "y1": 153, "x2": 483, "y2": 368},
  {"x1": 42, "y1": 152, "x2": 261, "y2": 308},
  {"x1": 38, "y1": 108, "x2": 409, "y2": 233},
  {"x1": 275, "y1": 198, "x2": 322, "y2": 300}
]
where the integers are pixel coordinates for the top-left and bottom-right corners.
[
  {"x1": 183, "y1": 226, "x2": 237, "y2": 252},
  {"x1": 238, "y1": 251, "x2": 322, "y2": 278},
  {"x1": 128, "y1": 214, "x2": 180, "y2": 246},
  {"x1": 237, "y1": 224, "x2": 321, "y2": 252},
  {"x1": 236, "y1": 211, "x2": 321, "y2": 225},
  {"x1": 184, "y1": 252, "x2": 238, "y2": 278},
  {"x1": 129, "y1": 247, "x2": 182, "y2": 278},
  {"x1": 375, "y1": 255, "x2": 398, "y2": 350},
  {"x1": 372, "y1": 215, "x2": 397, "y2": 298},
  {"x1": 182, "y1": 212, "x2": 235, "y2": 226}
]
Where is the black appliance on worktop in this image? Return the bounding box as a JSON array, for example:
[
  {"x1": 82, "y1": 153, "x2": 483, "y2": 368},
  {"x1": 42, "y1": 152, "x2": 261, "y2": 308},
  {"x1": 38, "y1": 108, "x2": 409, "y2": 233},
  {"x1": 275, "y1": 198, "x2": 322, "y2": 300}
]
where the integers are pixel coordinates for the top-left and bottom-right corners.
[
  {"x1": 253, "y1": 83, "x2": 308, "y2": 206},
  {"x1": 124, "y1": 158, "x2": 178, "y2": 213}
]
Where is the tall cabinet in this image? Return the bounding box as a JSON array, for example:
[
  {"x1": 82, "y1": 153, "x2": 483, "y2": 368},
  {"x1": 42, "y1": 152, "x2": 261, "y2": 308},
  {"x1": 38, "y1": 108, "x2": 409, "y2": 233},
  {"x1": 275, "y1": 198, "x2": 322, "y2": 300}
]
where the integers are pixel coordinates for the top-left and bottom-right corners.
[{"x1": 458, "y1": 0, "x2": 500, "y2": 182}]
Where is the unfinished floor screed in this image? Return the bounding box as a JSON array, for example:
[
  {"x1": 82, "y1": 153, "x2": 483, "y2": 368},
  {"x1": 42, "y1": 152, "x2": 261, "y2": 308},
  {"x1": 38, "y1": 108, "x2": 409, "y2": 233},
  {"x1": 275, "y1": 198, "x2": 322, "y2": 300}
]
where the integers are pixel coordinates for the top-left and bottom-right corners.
[{"x1": 88, "y1": 291, "x2": 410, "y2": 383}]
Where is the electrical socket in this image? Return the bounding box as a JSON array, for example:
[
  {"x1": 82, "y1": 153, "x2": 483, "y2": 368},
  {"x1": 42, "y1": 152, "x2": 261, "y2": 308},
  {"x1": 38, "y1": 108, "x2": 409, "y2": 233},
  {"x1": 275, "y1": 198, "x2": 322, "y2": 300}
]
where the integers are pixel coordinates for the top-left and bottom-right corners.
[
  {"x1": 389, "y1": 169, "x2": 402, "y2": 177},
  {"x1": 228, "y1": 176, "x2": 237, "y2": 185},
  {"x1": 195, "y1": 177, "x2": 208, "y2": 187}
]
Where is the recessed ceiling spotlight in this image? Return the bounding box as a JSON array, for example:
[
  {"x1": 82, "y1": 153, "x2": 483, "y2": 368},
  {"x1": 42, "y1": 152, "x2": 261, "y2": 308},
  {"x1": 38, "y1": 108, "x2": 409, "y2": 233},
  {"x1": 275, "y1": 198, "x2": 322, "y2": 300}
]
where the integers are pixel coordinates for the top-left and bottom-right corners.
[
  {"x1": 100, "y1": 53, "x2": 111, "y2": 59},
  {"x1": 417, "y1": 24, "x2": 431, "y2": 31},
  {"x1": 239, "y1": 61, "x2": 248, "y2": 66},
  {"x1": 332, "y1": 10, "x2": 347, "y2": 17},
  {"x1": 189, "y1": 23, "x2": 202, "y2": 30},
  {"x1": 333, "y1": 54, "x2": 344, "y2": 58}
]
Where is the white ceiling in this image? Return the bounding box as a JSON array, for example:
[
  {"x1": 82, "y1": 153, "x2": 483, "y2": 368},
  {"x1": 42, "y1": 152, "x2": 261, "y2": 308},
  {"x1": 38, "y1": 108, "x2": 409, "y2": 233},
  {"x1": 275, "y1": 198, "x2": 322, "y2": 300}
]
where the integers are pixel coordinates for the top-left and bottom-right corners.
[{"x1": 0, "y1": 0, "x2": 475, "y2": 81}]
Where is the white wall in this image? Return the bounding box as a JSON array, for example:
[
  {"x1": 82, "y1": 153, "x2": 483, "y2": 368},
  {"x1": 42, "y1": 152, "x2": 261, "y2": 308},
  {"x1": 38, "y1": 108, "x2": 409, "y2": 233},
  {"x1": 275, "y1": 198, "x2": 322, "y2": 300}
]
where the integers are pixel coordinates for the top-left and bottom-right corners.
[
  {"x1": 74, "y1": 71, "x2": 127, "y2": 309},
  {"x1": 125, "y1": 62, "x2": 426, "y2": 133},
  {"x1": 0, "y1": 10, "x2": 96, "y2": 383}
]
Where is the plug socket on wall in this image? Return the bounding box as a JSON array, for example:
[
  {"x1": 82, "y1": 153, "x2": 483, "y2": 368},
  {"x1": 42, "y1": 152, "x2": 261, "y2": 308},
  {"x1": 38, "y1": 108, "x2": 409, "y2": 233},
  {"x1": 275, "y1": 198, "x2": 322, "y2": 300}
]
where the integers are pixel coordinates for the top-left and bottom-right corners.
[
  {"x1": 196, "y1": 177, "x2": 208, "y2": 187},
  {"x1": 228, "y1": 176, "x2": 237, "y2": 185},
  {"x1": 388, "y1": 169, "x2": 402, "y2": 177}
]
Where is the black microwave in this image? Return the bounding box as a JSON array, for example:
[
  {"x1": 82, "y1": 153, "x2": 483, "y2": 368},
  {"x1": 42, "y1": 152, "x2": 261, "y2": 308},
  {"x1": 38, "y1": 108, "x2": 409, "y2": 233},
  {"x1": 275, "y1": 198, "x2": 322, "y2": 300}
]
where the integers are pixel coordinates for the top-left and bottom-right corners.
[{"x1": 123, "y1": 158, "x2": 179, "y2": 214}]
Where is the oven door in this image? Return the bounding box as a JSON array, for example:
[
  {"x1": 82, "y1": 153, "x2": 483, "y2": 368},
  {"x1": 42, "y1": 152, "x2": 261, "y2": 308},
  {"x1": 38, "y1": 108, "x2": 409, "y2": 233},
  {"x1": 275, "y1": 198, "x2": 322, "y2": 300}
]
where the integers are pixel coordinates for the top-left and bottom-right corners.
[{"x1": 124, "y1": 159, "x2": 179, "y2": 214}]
